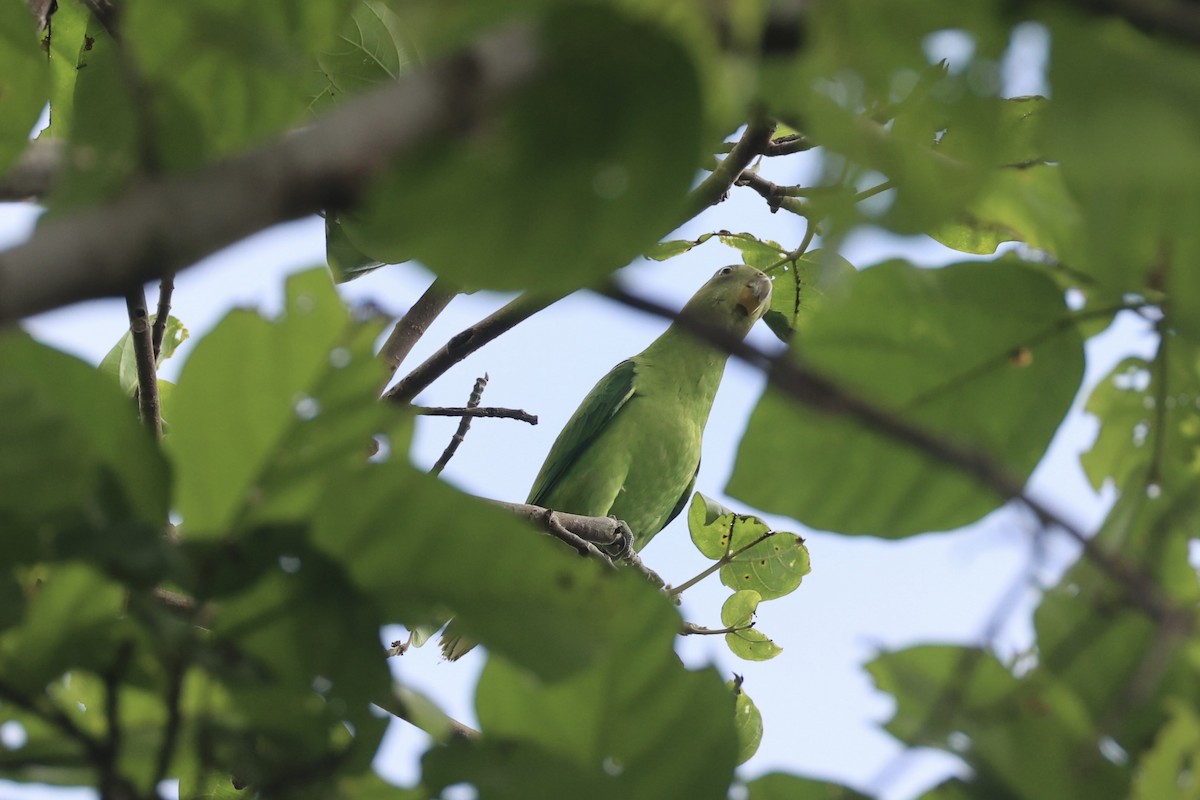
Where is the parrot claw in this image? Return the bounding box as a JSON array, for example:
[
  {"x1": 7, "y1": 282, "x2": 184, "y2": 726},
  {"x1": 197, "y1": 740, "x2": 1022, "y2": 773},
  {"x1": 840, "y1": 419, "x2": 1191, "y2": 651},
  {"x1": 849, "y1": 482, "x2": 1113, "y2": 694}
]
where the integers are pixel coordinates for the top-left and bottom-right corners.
[{"x1": 601, "y1": 519, "x2": 635, "y2": 560}]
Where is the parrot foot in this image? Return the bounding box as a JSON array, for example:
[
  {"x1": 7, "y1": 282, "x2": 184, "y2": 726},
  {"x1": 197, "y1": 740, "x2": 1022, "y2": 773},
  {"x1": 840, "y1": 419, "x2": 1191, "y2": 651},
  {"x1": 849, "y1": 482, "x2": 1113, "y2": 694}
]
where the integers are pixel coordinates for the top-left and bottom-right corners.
[{"x1": 600, "y1": 519, "x2": 635, "y2": 560}]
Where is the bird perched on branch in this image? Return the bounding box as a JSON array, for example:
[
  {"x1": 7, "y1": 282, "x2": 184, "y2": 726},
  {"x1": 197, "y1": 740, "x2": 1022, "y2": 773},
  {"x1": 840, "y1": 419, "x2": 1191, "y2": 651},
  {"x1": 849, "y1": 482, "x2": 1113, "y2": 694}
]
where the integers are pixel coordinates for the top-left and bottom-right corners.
[{"x1": 440, "y1": 263, "x2": 772, "y2": 660}]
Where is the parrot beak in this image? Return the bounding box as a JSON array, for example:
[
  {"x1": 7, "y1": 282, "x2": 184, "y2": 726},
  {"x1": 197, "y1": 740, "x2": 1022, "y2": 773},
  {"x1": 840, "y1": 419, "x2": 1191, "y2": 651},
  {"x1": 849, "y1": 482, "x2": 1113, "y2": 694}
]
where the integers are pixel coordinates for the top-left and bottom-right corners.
[{"x1": 736, "y1": 273, "x2": 772, "y2": 318}]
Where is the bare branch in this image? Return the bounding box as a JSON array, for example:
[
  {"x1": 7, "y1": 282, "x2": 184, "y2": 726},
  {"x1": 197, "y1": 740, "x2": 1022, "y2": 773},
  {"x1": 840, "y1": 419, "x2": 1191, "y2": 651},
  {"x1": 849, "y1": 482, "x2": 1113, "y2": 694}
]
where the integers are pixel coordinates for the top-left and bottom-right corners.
[
  {"x1": 385, "y1": 292, "x2": 557, "y2": 404},
  {"x1": 124, "y1": 288, "x2": 162, "y2": 439},
  {"x1": 151, "y1": 275, "x2": 174, "y2": 360},
  {"x1": 379, "y1": 278, "x2": 457, "y2": 381},
  {"x1": 0, "y1": 23, "x2": 542, "y2": 325},
  {"x1": 430, "y1": 375, "x2": 488, "y2": 476},
  {"x1": 0, "y1": 139, "x2": 63, "y2": 201},
  {"x1": 416, "y1": 405, "x2": 537, "y2": 425}
]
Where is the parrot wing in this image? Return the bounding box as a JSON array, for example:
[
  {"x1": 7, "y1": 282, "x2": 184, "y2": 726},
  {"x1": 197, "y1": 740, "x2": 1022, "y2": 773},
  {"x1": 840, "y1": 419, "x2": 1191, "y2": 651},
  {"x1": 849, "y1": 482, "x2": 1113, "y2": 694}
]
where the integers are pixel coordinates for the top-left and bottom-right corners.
[{"x1": 527, "y1": 358, "x2": 638, "y2": 508}]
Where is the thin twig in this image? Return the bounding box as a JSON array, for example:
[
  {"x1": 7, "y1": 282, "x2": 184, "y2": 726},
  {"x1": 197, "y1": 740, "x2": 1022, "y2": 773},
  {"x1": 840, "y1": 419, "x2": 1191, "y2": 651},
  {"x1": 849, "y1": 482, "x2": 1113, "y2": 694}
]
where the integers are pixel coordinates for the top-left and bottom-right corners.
[
  {"x1": 151, "y1": 274, "x2": 174, "y2": 360},
  {"x1": 378, "y1": 278, "x2": 457, "y2": 383},
  {"x1": 681, "y1": 622, "x2": 750, "y2": 636},
  {"x1": 430, "y1": 375, "x2": 488, "y2": 476},
  {"x1": 124, "y1": 288, "x2": 162, "y2": 439},
  {"x1": 415, "y1": 405, "x2": 537, "y2": 424},
  {"x1": 669, "y1": 530, "x2": 775, "y2": 599}
]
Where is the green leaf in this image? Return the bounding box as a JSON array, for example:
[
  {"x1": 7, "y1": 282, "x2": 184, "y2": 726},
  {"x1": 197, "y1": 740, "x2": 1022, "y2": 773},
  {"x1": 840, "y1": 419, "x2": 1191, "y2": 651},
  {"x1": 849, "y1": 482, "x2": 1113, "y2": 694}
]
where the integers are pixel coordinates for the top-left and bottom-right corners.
[
  {"x1": 929, "y1": 165, "x2": 1084, "y2": 259},
  {"x1": 726, "y1": 627, "x2": 782, "y2": 662},
  {"x1": 687, "y1": 491, "x2": 738, "y2": 560},
  {"x1": 744, "y1": 772, "x2": 871, "y2": 800},
  {"x1": 868, "y1": 644, "x2": 1126, "y2": 799},
  {"x1": 1081, "y1": 337, "x2": 1200, "y2": 502},
  {"x1": 687, "y1": 494, "x2": 810, "y2": 600},
  {"x1": 645, "y1": 238, "x2": 705, "y2": 262},
  {"x1": 311, "y1": 460, "x2": 680, "y2": 681},
  {"x1": 99, "y1": 314, "x2": 189, "y2": 396},
  {"x1": 721, "y1": 591, "x2": 782, "y2": 661},
  {"x1": 719, "y1": 532, "x2": 809, "y2": 602},
  {"x1": 719, "y1": 231, "x2": 787, "y2": 270},
  {"x1": 0, "y1": 564, "x2": 126, "y2": 694},
  {"x1": 1044, "y1": 18, "x2": 1200, "y2": 302},
  {"x1": 313, "y1": 0, "x2": 417, "y2": 111},
  {"x1": 1132, "y1": 701, "x2": 1200, "y2": 800},
  {"x1": 42, "y1": 0, "x2": 90, "y2": 138},
  {"x1": 165, "y1": 268, "x2": 396, "y2": 535},
  {"x1": 731, "y1": 681, "x2": 763, "y2": 765},
  {"x1": 460, "y1": 653, "x2": 737, "y2": 800},
  {"x1": 720, "y1": 589, "x2": 762, "y2": 628},
  {"x1": 345, "y1": 5, "x2": 704, "y2": 291},
  {"x1": 0, "y1": 331, "x2": 169, "y2": 559},
  {"x1": 0, "y1": 3, "x2": 49, "y2": 173},
  {"x1": 729, "y1": 259, "x2": 1084, "y2": 537},
  {"x1": 762, "y1": 249, "x2": 856, "y2": 340},
  {"x1": 325, "y1": 214, "x2": 389, "y2": 283}
]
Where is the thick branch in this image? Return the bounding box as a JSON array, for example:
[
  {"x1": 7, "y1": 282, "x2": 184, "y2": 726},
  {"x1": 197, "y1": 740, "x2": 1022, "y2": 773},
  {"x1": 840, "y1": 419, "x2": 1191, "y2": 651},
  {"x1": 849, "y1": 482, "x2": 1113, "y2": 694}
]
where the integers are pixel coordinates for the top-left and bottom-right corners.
[
  {"x1": 677, "y1": 116, "x2": 775, "y2": 224},
  {"x1": 385, "y1": 292, "x2": 556, "y2": 404},
  {"x1": 379, "y1": 278, "x2": 457, "y2": 381},
  {"x1": 0, "y1": 23, "x2": 540, "y2": 325},
  {"x1": 0, "y1": 139, "x2": 63, "y2": 201}
]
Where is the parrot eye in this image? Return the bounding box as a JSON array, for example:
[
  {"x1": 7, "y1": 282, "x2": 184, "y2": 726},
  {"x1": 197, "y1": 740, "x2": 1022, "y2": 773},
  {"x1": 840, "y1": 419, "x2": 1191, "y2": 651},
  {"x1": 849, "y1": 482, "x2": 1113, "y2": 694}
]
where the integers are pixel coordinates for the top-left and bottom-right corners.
[{"x1": 717, "y1": 266, "x2": 734, "y2": 277}]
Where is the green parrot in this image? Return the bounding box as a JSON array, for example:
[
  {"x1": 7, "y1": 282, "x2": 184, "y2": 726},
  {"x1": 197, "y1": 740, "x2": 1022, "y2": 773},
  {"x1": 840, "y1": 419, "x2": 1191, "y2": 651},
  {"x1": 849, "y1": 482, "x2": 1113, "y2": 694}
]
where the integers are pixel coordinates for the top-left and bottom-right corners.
[{"x1": 440, "y1": 264, "x2": 772, "y2": 659}]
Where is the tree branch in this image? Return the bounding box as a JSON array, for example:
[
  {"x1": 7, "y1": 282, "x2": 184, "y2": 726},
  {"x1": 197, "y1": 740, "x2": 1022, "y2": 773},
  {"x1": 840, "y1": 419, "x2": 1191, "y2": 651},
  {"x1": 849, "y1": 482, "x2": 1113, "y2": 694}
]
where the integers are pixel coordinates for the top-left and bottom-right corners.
[
  {"x1": 124, "y1": 288, "x2": 162, "y2": 439},
  {"x1": 378, "y1": 278, "x2": 457, "y2": 382},
  {"x1": 151, "y1": 275, "x2": 174, "y2": 360},
  {"x1": 385, "y1": 292, "x2": 557, "y2": 404},
  {"x1": 677, "y1": 116, "x2": 775, "y2": 224},
  {"x1": 0, "y1": 138, "x2": 63, "y2": 201},
  {"x1": 0, "y1": 23, "x2": 541, "y2": 325},
  {"x1": 430, "y1": 374, "x2": 488, "y2": 476},
  {"x1": 415, "y1": 405, "x2": 537, "y2": 425}
]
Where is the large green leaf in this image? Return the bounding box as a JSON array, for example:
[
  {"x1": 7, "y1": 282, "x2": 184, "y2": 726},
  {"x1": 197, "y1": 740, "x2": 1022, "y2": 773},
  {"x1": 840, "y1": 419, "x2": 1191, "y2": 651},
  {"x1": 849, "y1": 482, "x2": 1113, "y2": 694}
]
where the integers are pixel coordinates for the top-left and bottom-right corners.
[
  {"x1": 728, "y1": 260, "x2": 1084, "y2": 537},
  {"x1": 434, "y1": 650, "x2": 737, "y2": 800},
  {"x1": 744, "y1": 772, "x2": 871, "y2": 800},
  {"x1": 0, "y1": 332, "x2": 169, "y2": 562},
  {"x1": 869, "y1": 645, "x2": 1129, "y2": 800},
  {"x1": 122, "y1": 0, "x2": 356, "y2": 161},
  {"x1": 313, "y1": 0, "x2": 418, "y2": 112},
  {"x1": 0, "y1": 3, "x2": 48, "y2": 173},
  {"x1": 1043, "y1": 15, "x2": 1200, "y2": 327},
  {"x1": 165, "y1": 268, "x2": 398, "y2": 536},
  {"x1": 344, "y1": 4, "x2": 704, "y2": 291}
]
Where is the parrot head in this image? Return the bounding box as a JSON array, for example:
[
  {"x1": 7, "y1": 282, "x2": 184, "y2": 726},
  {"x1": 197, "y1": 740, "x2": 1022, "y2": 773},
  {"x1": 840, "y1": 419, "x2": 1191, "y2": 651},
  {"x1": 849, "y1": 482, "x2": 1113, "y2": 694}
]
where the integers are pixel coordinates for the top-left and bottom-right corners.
[{"x1": 682, "y1": 264, "x2": 772, "y2": 340}]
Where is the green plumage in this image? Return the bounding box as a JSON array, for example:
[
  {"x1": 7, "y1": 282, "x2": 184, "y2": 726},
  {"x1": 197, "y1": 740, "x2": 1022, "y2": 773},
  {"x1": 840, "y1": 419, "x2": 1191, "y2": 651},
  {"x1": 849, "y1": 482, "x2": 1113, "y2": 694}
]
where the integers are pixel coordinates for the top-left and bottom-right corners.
[
  {"x1": 440, "y1": 264, "x2": 772, "y2": 658},
  {"x1": 528, "y1": 264, "x2": 772, "y2": 549}
]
